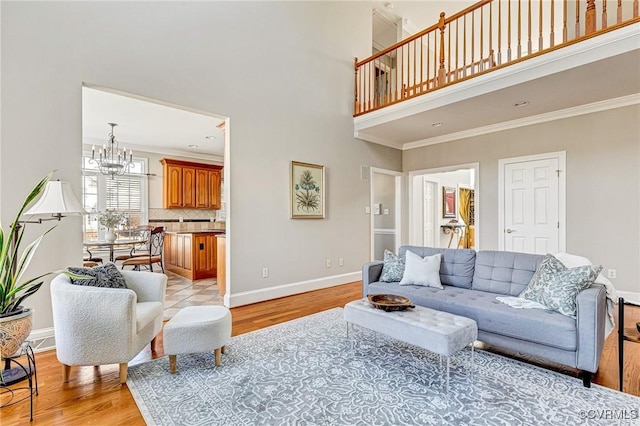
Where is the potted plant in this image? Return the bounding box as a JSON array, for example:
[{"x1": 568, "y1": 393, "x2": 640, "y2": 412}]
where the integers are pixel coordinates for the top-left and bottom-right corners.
[
  {"x1": 0, "y1": 174, "x2": 59, "y2": 358},
  {"x1": 98, "y1": 211, "x2": 125, "y2": 242}
]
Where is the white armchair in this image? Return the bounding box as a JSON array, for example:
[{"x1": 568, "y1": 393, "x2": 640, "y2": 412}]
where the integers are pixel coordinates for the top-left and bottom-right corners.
[{"x1": 50, "y1": 270, "x2": 167, "y2": 384}]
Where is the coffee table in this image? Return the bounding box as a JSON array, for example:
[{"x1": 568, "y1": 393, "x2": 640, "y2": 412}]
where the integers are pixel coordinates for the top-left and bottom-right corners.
[{"x1": 344, "y1": 298, "x2": 477, "y2": 391}]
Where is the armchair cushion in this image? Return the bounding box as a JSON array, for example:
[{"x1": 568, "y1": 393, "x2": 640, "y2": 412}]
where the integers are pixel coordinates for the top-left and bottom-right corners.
[{"x1": 67, "y1": 262, "x2": 127, "y2": 289}]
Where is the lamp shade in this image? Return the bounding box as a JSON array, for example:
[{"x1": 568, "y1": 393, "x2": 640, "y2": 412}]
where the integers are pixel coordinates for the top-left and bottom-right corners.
[{"x1": 24, "y1": 181, "x2": 86, "y2": 216}]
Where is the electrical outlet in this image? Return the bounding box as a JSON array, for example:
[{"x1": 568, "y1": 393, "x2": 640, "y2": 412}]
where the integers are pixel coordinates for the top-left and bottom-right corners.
[
  {"x1": 607, "y1": 269, "x2": 616, "y2": 279},
  {"x1": 339, "y1": 258, "x2": 344, "y2": 267},
  {"x1": 325, "y1": 259, "x2": 331, "y2": 268},
  {"x1": 383, "y1": 208, "x2": 390, "y2": 215},
  {"x1": 374, "y1": 203, "x2": 382, "y2": 215},
  {"x1": 262, "y1": 267, "x2": 269, "y2": 278},
  {"x1": 364, "y1": 206, "x2": 371, "y2": 214}
]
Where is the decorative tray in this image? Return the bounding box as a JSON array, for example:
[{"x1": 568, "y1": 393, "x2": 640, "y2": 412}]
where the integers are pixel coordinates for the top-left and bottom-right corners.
[{"x1": 367, "y1": 294, "x2": 415, "y2": 312}]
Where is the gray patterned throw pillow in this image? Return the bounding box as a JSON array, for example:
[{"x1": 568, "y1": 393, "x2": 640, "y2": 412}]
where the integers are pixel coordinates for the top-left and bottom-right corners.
[
  {"x1": 520, "y1": 254, "x2": 601, "y2": 317},
  {"x1": 67, "y1": 262, "x2": 128, "y2": 289},
  {"x1": 380, "y1": 249, "x2": 405, "y2": 282}
]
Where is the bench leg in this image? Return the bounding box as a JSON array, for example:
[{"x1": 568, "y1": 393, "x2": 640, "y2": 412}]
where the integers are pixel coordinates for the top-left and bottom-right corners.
[
  {"x1": 221, "y1": 345, "x2": 226, "y2": 354},
  {"x1": 119, "y1": 363, "x2": 128, "y2": 384},
  {"x1": 215, "y1": 348, "x2": 222, "y2": 366},
  {"x1": 582, "y1": 371, "x2": 592, "y2": 388},
  {"x1": 62, "y1": 364, "x2": 71, "y2": 383},
  {"x1": 169, "y1": 355, "x2": 177, "y2": 374}
]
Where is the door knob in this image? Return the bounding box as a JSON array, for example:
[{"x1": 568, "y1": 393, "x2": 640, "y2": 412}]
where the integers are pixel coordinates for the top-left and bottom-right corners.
[{"x1": 505, "y1": 229, "x2": 516, "y2": 233}]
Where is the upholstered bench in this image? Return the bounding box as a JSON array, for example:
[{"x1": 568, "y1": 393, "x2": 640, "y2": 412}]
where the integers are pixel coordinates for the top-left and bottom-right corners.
[
  {"x1": 163, "y1": 306, "x2": 232, "y2": 373},
  {"x1": 344, "y1": 298, "x2": 477, "y2": 389}
]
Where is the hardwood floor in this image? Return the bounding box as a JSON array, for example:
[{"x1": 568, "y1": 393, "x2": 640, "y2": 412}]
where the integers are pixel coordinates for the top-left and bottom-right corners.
[{"x1": 1, "y1": 281, "x2": 638, "y2": 425}]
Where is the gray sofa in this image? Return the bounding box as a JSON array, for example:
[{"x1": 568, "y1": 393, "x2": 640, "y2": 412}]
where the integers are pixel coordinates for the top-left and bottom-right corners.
[{"x1": 362, "y1": 246, "x2": 607, "y2": 387}]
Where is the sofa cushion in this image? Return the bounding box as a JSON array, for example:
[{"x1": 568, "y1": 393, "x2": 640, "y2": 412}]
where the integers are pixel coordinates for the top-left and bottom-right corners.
[
  {"x1": 399, "y1": 246, "x2": 475, "y2": 288},
  {"x1": 520, "y1": 254, "x2": 602, "y2": 317},
  {"x1": 367, "y1": 282, "x2": 577, "y2": 351},
  {"x1": 399, "y1": 252, "x2": 443, "y2": 288},
  {"x1": 380, "y1": 250, "x2": 405, "y2": 282},
  {"x1": 472, "y1": 250, "x2": 543, "y2": 296}
]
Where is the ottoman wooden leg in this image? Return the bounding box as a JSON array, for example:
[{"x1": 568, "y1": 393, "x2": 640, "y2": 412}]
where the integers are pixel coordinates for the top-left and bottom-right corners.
[
  {"x1": 221, "y1": 345, "x2": 226, "y2": 354},
  {"x1": 62, "y1": 364, "x2": 71, "y2": 383},
  {"x1": 169, "y1": 355, "x2": 177, "y2": 373},
  {"x1": 215, "y1": 348, "x2": 222, "y2": 366},
  {"x1": 119, "y1": 363, "x2": 128, "y2": 384}
]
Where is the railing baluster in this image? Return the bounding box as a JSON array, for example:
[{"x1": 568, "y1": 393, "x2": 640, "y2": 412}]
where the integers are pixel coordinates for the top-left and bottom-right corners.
[
  {"x1": 498, "y1": 0, "x2": 502, "y2": 64},
  {"x1": 586, "y1": 0, "x2": 597, "y2": 34},
  {"x1": 617, "y1": 0, "x2": 623, "y2": 23},
  {"x1": 528, "y1": 0, "x2": 532, "y2": 54},
  {"x1": 551, "y1": 0, "x2": 556, "y2": 47},
  {"x1": 576, "y1": 0, "x2": 581, "y2": 37},
  {"x1": 563, "y1": 0, "x2": 568, "y2": 42},
  {"x1": 635, "y1": 0, "x2": 639, "y2": 18},
  {"x1": 602, "y1": 0, "x2": 608, "y2": 29},
  {"x1": 438, "y1": 12, "x2": 446, "y2": 85},
  {"x1": 448, "y1": 22, "x2": 452, "y2": 81},
  {"x1": 471, "y1": 10, "x2": 476, "y2": 73},
  {"x1": 518, "y1": 0, "x2": 522, "y2": 58},
  {"x1": 463, "y1": 14, "x2": 467, "y2": 76},
  {"x1": 489, "y1": 2, "x2": 493, "y2": 67},
  {"x1": 455, "y1": 19, "x2": 460, "y2": 79},
  {"x1": 508, "y1": 0, "x2": 513, "y2": 61},
  {"x1": 539, "y1": 0, "x2": 544, "y2": 51},
  {"x1": 480, "y1": 6, "x2": 484, "y2": 71},
  {"x1": 353, "y1": 57, "x2": 358, "y2": 114}
]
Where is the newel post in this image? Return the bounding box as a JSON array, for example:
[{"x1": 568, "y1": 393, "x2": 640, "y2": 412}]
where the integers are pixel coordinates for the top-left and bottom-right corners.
[
  {"x1": 585, "y1": 0, "x2": 597, "y2": 34},
  {"x1": 437, "y1": 12, "x2": 447, "y2": 86},
  {"x1": 354, "y1": 57, "x2": 359, "y2": 114}
]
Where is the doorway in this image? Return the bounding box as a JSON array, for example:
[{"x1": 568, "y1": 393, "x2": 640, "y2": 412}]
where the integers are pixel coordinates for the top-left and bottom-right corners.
[
  {"x1": 498, "y1": 152, "x2": 566, "y2": 254},
  {"x1": 371, "y1": 168, "x2": 402, "y2": 261},
  {"x1": 408, "y1": 163, "x2": 479, "y2": 250}
]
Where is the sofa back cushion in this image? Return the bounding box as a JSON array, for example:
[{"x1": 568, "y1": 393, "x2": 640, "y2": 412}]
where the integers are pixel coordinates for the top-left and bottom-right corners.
[
  {"x1": 472, "y1": 250, "x2": 544, "y2": 295},
  {"x1": 399, "y1": 246, "x2": 476, "y2": 288}
]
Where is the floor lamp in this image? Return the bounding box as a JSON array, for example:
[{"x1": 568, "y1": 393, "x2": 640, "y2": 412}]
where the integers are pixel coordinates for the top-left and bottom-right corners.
[{"x1": 12, "y1": 180, "x2": 85, "y2": 273}]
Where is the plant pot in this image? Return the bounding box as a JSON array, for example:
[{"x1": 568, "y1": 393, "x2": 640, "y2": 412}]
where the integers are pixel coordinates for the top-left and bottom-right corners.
[
  {"x1": 105, "y1": 229, "x2": 118, "y2": 242},
  {"x1": 0, "y1": 307, "x2": 32, "y2": 358}
]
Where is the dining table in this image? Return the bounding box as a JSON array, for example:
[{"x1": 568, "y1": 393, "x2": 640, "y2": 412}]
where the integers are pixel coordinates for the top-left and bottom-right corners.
[{"x1": 83, "y1": 238, "x2": 146, "y2": 263}]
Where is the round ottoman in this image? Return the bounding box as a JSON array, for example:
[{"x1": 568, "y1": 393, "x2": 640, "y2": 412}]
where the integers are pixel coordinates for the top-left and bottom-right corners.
[{"x1": 163, "y1": 306, "x2": 232, "y2": 373}]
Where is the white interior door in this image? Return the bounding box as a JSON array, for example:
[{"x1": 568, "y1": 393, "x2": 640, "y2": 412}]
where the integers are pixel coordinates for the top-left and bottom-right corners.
[
  {"x1": 371, "y1": 168, "x2": 402, "y2": 260},
  {"x1": 423, "y1": 178, "x2": 437, "y2": 247},
  {"x1": 501, "y1": 154, "x2": 564, "y2": 254}
]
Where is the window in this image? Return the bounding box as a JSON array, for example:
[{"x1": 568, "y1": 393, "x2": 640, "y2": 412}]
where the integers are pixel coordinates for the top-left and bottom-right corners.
[{"x1": 82, "y1": 155, "x2": 148, "y2": 240}]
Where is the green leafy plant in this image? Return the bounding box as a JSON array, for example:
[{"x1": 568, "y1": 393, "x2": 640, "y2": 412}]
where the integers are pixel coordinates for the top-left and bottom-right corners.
[{"x1": 0, "y1": 174, "x2": 57, "y2": 316}]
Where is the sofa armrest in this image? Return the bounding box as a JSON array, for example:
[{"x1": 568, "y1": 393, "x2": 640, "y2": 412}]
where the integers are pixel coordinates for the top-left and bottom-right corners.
[
  {"x1": 362, "y1": 261, "x2": 384, "y2": 296},
  {"x1": 122, "y1": 271, "x2": 167, "y2": 305},
  {"x1": 575, "y1": 284, "x2": 607, "y2": 373}
]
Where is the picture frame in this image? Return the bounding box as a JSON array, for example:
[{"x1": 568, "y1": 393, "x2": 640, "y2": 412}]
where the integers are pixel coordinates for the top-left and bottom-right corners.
[
  {"x1": 443, "y1": 186, "x2": 457, "y2": 218},
  {"x1": 290, "y1": 161, "x2": 325, "y2": 219}
]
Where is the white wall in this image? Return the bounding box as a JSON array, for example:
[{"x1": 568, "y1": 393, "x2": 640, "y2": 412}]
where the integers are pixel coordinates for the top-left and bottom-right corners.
[
  {"x1": 403, "y1": 105, "x2": 640, "y2": 294},
  {"x1": 1, "y1": 2, "x2": 402, "y2": 330}
]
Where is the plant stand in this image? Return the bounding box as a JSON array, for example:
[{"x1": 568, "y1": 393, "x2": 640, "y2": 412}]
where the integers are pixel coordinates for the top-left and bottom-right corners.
[{"x1": 1, "y1": 342, "x2": 38, "y2": 421}]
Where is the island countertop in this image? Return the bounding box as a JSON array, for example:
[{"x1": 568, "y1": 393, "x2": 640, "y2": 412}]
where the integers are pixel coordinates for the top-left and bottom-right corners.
[{"x1": 165, "y1": 230, "x2": 225, "y2": 235}]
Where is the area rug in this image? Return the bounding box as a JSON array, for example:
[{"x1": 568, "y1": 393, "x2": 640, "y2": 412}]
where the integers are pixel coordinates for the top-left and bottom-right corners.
[{"x1": 128, "y1": 308, "x2": 639, "y2": 425}]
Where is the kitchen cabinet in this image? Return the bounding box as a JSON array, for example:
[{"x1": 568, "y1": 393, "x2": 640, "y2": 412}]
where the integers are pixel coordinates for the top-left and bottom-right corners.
[
  {"x1": 161, "y1": 159, "x2": 222, "y2": 209},
  {"x1": 165, "y1": 231, "x2": 221, "y2": 280},
  {"x1": 216, "y1": 235, "x2": 226, "y2": 297}
]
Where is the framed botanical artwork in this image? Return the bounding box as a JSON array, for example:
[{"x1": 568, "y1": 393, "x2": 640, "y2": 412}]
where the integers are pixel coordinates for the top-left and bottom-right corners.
[
  {"x1": 443, "y1": 186, "x2": 457, "y2": 218},
  {"x1": 290, "y1": 161, "x2": 325, "y2": 219}
]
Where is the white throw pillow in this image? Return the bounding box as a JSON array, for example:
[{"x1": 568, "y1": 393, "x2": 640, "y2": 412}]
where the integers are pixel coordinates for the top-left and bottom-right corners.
[{"x1": 399, "y1": 251, "x2": 443, "y2": 289}]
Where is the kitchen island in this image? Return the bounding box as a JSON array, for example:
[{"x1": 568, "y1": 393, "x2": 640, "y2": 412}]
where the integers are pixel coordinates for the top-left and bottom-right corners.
[{"x1": 164, "y1": 230, "x2": 224, "y2": 280}]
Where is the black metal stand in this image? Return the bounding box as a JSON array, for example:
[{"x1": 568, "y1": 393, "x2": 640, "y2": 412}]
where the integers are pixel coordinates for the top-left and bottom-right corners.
[
  {"x1": 618, "y1": 297, "x2": 640, "y2": 392},
  {"x1": 1, "y1": 342, "x2": 38, "y2": 421}
]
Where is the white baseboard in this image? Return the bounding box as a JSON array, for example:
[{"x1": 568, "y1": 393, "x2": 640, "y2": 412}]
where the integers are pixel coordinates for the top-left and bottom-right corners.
[
  {"x1": 226, "y1": 271, "x2": 362, "y2": 308},
  {"x1": 617, "y1": 291, "x2": 640, "y2": 305},
  {"x1": 27, "y1": 327, "x2": 56, "y2": 353}
]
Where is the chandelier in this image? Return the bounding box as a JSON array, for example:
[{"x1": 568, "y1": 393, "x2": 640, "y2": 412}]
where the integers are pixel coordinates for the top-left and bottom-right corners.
[{"x1": 90, "y1": 123, "x2": 133, "y2": 178}]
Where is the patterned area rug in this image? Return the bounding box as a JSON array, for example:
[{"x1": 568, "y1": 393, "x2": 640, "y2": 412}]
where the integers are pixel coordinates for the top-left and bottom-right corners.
[{"x1": 128, "y1": 308, "x2": 639, "y2": 425}]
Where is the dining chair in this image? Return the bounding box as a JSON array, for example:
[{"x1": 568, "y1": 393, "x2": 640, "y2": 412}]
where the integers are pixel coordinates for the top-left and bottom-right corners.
[
  {"x1": 121, "y1": 226, "x2": 166, "y2": 273},
  {"x1": 114, "y1": 225, "x2": 154, "y2": 262}
]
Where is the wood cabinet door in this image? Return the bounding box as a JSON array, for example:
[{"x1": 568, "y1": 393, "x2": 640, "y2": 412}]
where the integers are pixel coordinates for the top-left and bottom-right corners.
[
  {"x1": 194, "y1": 235, "x2": 215, "y2": 276},
  {"x1": 165, "y1": 164, "x2": 183, "y2": 208},
  {"x1": 182, "y1": 167, "x2": 197, "y2": 209},
  {"x1": 208, "y1": 169, "x2": 221, "y2": 209},
  {"x1": 176, "y1": 234, "x2": 192, "y2": 270},
  {"x1": 164, "y1": 233, "x2": 176, "y2": 266},
  {"x1": 195, "y1": 169, "x2": 209, "y2": 209}
]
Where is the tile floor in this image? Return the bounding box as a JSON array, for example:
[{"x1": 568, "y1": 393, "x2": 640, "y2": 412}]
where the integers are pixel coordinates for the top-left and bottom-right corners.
[{"x1": 162, "y1": 270, "x2": 224, "y2": 319}]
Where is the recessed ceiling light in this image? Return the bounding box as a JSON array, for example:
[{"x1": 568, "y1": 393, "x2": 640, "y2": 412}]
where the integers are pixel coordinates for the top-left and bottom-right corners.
[
  {"x1": 188, "y1": 144, "x2": 199, "y2": 148},
  {"x1": 431, "y1": 122, "x2": 443, "y2": 127},
  {"x1": 514, "y1": 101, "x2": 529, "y2": 107},
  {"x1": 204, "y1": 135, "x2": 216, "y2": 140}
]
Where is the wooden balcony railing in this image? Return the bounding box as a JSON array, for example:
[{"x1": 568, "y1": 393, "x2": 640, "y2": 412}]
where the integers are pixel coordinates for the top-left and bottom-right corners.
[{"x1": 354, "y1": 0, "x2": 639, "y2": 116}]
